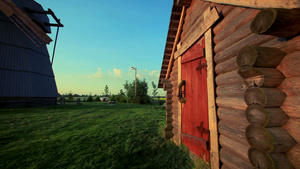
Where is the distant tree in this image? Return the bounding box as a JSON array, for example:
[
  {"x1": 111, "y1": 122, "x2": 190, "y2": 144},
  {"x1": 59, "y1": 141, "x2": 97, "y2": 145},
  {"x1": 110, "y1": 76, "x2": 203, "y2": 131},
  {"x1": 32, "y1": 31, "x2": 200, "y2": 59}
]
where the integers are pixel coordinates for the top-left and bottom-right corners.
[
  {"x1": 151, "y1": 81, "x2": 158, "y2": 98},
  {"x1": 115, "y1": 89, "x2": 126, "y2": 103},
  {"x1": 109, "y1": 94, "x2": 116, "y2": 102},
  {"x1": 103, "y1": 85, "x2": 110, "y2": 96},
  {"x1": 151, "y1": 81, "x2": 158, "y2": 104},
  {"x1": 124, "y1": 78, "x2": 150, "y2": 104},
  {"x1": 95, "y1": 96, "x2": 100, "y2": 102},
  {"x1": 87, "y1": 93, "x2": 93, "y2": 102},
  {"x1": 68, "y1": 91, "x2": 73, "y2": 101}
]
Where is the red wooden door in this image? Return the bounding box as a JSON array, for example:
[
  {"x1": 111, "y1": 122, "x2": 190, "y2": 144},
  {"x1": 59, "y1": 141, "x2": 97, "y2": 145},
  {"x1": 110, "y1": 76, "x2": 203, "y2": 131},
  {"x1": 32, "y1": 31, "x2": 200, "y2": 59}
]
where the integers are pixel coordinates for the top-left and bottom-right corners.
[{"x1": 181, "y1": 38, "x2": 210, "y2": 161}]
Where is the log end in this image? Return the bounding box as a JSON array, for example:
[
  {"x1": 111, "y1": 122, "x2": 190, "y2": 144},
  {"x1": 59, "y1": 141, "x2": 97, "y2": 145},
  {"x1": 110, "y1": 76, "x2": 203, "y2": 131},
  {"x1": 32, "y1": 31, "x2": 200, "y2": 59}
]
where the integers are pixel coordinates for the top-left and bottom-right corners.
[
  {"x1": 246, "y1": 105, "x2": 269, "y2": 127},
  {"x1": 251, "y1": 9, "x2": 276, "y2": 35},
  {"x1": 248, "y1": 147, "x2": 275, "y2": 169},
  {"x1": 251, "y1": 8, "x2": 300, "y2": 37},
  {"x1": 237, "y1": 46, "x2": 257, "y2": 67},
  {"x1": 244, "y1": 87, "x2": 267, "y2": 107},
  {"x1": 246, "y1": 124, "x2": 273, "y2": 152}
]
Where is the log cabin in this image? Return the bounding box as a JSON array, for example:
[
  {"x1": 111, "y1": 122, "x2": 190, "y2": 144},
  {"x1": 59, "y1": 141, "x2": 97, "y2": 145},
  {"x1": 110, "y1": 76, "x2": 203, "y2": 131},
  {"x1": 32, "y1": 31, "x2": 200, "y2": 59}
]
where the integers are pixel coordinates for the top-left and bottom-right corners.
[
  {"x1": 0, "y1": 0, "x2": 63, "y2": 107},
  {"x1": 158, "y1": 0, "x2": 300, "y2": 168}
]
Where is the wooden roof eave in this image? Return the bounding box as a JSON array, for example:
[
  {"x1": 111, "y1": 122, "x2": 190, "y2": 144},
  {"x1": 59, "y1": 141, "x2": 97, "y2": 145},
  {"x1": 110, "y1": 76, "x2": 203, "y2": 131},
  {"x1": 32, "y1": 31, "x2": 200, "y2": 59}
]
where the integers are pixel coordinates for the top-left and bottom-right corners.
[
  {"x1": 158, "y1": 1, "x2": 189, "y2": 88},
  {"x1": 203, "y1": 0, "x2": 300, "y2": 9},
  {"x1": 0, "y1": 0, "x2": 53, "y2": 47}
]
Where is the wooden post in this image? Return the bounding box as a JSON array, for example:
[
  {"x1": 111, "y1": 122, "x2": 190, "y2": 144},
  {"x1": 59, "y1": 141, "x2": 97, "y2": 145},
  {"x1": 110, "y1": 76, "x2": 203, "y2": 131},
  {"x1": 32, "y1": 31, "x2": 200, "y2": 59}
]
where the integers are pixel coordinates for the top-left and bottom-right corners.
[
  {"x1": 205, "y1": 28, "x2": 219, "y2": 169},
  {"x1": 251, "y1": 8, "x2": 300, "y2": 38},
  {"x1": 177, "y1": 56, "x2": 182, "y2": 145}
]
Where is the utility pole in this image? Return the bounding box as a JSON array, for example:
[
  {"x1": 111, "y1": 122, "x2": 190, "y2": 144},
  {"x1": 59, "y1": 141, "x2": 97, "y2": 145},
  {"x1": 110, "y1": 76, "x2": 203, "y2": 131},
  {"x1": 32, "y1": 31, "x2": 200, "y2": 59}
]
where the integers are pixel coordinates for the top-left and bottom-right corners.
[{"x1": 131, "y1": 67, "x2": 137, "y2": 96}]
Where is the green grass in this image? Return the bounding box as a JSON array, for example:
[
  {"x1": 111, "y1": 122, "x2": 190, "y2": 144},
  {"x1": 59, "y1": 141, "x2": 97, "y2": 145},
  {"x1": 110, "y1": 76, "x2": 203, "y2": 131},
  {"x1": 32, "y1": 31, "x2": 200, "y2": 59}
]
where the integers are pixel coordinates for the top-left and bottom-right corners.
[{"x1": 0, "y1": 103, "x2": 193, "y2": 169}]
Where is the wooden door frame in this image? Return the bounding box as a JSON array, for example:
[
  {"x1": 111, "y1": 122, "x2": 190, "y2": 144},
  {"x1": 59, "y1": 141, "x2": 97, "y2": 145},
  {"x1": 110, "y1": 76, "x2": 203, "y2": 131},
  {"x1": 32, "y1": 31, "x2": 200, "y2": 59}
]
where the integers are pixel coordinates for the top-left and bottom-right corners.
[
  {"x1": 173, "y1": 6, "x2": 220, "y2": 169},
  {"x1": 205, "y1": 28, "x2": 219, "y2": 169}
]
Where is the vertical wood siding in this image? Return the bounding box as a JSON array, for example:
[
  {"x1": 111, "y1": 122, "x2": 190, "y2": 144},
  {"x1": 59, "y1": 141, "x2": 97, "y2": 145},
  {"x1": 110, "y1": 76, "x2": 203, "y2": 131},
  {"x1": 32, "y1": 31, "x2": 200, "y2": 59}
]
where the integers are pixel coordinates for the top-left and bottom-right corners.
[{"x1": 0, "y1": 10, "x2": 58, "y2": 99}]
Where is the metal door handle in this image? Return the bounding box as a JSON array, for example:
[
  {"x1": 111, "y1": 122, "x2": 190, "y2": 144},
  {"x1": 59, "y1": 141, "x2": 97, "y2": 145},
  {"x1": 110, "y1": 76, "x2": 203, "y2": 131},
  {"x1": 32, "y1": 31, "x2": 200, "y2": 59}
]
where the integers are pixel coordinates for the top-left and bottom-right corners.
[{"x1": 177, "y1": 80, "x2": 186, "y2": 103}]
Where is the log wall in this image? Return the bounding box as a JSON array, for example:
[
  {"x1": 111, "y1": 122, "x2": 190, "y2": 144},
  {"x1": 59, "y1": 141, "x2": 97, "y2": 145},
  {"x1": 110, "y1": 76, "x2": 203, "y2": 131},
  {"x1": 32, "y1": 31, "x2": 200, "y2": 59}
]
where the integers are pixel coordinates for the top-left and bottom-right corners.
[
  {"x1": 170, "y1": 58, "x2": 180, "y2": 144},
  {"x1": 212, "y1": 3, "x2": 299, "y2": 168},
  {"x1": 166, "y1": 0, "x2": 299, "y2": 168}
]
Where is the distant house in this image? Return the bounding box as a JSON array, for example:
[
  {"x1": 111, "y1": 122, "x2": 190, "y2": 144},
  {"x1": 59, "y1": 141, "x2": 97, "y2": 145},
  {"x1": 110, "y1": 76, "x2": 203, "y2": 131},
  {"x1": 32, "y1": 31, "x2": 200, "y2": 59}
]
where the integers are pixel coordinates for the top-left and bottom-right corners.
[
  {"x1": 159, "y1": 0, "x2": 299, "y2": 168},
  {"x1": 0, "y1": 0, "x2": 63, "y2": 107}
]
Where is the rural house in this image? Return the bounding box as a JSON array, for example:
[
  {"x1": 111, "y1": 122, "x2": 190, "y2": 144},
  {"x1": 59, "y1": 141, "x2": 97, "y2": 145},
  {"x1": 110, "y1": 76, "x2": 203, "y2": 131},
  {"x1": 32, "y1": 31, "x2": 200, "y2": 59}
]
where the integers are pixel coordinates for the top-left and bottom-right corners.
[
  {"x1": 159, "y1": 0, "x2": 300, "y2": 168},
  {"x1": 0, "y1": 0, "x2": 63, "y2": 107}
]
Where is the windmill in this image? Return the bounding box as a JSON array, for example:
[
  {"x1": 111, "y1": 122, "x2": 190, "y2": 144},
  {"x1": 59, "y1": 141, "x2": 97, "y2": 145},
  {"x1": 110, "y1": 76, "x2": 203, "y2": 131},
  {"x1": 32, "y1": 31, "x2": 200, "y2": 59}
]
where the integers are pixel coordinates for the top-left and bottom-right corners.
[{"x1": 0, "y1": 0, "x2": 63, "y2": 107}]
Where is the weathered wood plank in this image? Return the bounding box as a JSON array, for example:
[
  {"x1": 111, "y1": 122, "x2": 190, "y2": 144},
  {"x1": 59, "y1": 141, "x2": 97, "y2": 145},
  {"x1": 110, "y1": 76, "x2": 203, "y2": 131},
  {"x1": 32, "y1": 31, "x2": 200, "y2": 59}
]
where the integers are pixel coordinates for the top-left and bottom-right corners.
[
  {"x1": 219, "y1": 135, "x2": 251, "y2": 163},
  {"x1": 220, "y1": 148, "x2": 253, "y2": 169},
  {"x1": 181, "y1": 2, "x2": 211, "y2": 40},
  {"x1": 218, "y1": 107, "x2": 248, "y2": 125},
  {"x1": 213, "y1": 7, "x2": 246, "y2": 36},
  {"x1": 283, "y1": 115, "x2": 300, "y2": 143},
  {"x1": 217, "y1": 96, "x2": 248, "y2": 110},
  {"x1": 279, "y1": 77, "x2": 300, "y2": 96},
  {"x1": 0, "y1": 0, "x2": 52, "y2": 45},
  {"x1": 286, "y1": 144, "x2": 300, "y2": 168},
  {"x1": 215, "y1": 56, "x2": 238, "y2": 75},
  {"x1": 277, "y1": 51, "x2": 300, "y2": 77},
  {"x1": 216, "y1": 69, "x2": 244, "y2": 86},
  {"x1": 177, "y1": 56, "x2": 182, "y2": 145},
  {"x1": 214, "y1": 9, "x2": 259, "y2": 45},
  {"x1": 216, "y1": 82, "x2": 247, "y2": 96},
  {"x1": 205, "y1": 28, "x2": 219, "y2": 169},
  {"x1": 204, "y1": 0, "x2": 300, "y2": 9},
  {"x1": 219, "y1": 120, "x2": 248, "y2": 143},
  {"x1": 214, "y1": 33, "x2": 275, "y2": 64},
  {"x1": 215, "y1": 22, "x2": 252, "y2": 54},
  {"x1": 175, "y1": 7, "x2": 219, "y2": 58}
]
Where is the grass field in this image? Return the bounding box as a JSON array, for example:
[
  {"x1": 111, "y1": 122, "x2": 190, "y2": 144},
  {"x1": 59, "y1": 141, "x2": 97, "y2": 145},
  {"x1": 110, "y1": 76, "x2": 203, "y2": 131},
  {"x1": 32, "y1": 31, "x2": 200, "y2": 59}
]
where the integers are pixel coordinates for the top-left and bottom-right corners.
[{"x1": 0, "y1": 103, "x2": 194, "y2": 169}]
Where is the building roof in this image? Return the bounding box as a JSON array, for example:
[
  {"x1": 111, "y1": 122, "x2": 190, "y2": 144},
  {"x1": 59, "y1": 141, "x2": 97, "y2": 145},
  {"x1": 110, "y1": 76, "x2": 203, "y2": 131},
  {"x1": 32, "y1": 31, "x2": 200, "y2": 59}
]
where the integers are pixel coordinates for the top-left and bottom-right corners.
[
  {"x1": 158, "y1": 1, "x2": 182, "y2": 88},
  {"x1": 0, "y1": 0, "x2": 52, "y2": 46}
]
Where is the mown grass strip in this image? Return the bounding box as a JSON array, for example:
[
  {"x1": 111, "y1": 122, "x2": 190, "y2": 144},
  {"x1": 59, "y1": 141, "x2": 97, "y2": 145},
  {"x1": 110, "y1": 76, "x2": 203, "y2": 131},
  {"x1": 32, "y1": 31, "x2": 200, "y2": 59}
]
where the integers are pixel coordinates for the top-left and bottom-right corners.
[{"x1": 0, "y1": 103, "x2": 193, "y2": 169}]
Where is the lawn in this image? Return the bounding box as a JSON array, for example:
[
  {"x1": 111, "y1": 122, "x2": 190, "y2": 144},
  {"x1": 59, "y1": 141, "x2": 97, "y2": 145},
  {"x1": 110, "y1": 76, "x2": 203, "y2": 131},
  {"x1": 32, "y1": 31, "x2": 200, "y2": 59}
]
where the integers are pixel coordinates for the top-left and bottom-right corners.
[{"x1": 0, "y1": 103, "x2": 193, "y2": 169}]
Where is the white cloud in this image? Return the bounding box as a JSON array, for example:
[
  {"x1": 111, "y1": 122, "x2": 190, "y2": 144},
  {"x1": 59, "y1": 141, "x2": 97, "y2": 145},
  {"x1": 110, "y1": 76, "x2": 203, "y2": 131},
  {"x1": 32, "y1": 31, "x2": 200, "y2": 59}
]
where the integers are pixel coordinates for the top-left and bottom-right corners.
[
  {"x1": 113, "y1": 68, "x2": 122, "y2": 78},
  {"x1": 150, "y1": 70, "x2": 159, "y2": 77},
  {"x1": 88, "y1": 67, "x2": 104, "y2": 78}
]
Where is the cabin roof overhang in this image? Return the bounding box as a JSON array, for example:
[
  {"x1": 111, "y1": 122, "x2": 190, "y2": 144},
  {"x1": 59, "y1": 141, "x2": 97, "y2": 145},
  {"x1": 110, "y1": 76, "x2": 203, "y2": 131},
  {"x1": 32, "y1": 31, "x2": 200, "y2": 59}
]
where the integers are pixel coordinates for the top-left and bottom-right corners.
[
  {"x1": 158, "y1": 1, "x2": 186, "y2": 88},
  {"x1": 158, "y1": 0, "x2": 300, "y2": 88}
]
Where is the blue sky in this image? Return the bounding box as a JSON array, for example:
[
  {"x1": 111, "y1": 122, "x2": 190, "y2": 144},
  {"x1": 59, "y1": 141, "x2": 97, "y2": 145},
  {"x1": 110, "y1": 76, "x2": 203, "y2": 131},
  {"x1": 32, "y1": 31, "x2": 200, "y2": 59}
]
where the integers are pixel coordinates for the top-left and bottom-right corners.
[{"x1": 35, "y1": 0, "x2": 173, "y2": 96}]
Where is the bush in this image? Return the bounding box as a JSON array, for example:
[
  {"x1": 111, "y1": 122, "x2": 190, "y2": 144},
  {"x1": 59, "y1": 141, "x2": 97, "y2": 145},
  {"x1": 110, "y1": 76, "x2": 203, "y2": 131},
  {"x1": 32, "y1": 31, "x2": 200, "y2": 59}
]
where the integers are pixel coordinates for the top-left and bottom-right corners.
[
  {"x1": 109, "y1": 94, "x2": 116, "y2": 101},
  {"x1": 124, "y1": 78, "x2": 150, "y2": 104},
  {"x1": 86, "y1": 95, "x2": 93, "y2": 102},
  {"x1": 94, "y1": 96, "x2": 100, "y2": 102}
]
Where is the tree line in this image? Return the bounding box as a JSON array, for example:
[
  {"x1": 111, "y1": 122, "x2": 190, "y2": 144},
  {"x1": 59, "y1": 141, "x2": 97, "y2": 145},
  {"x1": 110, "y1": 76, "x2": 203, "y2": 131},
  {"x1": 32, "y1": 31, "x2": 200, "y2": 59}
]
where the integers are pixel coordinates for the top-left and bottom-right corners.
[{"x1": 60, "y1": 78, "x2": 164, "y2": 104}]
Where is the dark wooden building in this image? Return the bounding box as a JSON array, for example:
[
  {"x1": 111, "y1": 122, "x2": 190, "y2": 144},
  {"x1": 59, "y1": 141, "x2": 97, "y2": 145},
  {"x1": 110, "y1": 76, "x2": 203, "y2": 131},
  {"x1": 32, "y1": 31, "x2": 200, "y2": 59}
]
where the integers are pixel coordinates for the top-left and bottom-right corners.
[
  {"x1": 159, "y1": 0, "x2": 300, "y2": 168},
  {"x1": 0, "y1": 0, "x2": 61, "y2": 107}
]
